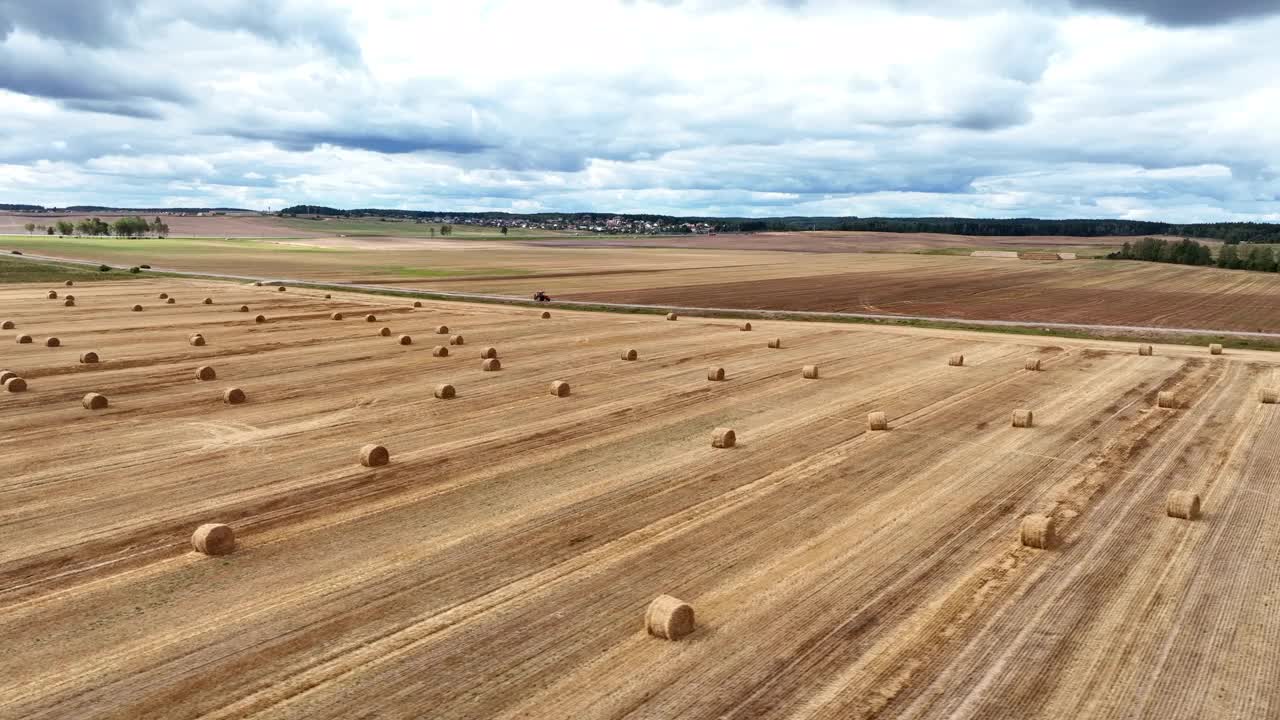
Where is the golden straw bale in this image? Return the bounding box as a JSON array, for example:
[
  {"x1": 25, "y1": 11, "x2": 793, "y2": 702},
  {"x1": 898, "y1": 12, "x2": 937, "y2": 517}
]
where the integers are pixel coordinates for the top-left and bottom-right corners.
[
  {"x1": 868, "y1": 411, "x2": 888, "y2": 431},
  {"x1": 413, "y1": 301, "x2": 422, "y2": 308},
  {"x1": 1012, "y1": 409, "x2": 1034, "y2": 428},
  {"x1": 44, "y1": 337, "x2": 60, "y2": 347},
  {"x1": 1157, "y1": 391, "x2": 1177, "y2": 409},
  {"x1": 64, "y1": 280, "x2": 74, "y2": 287},
  {"x1": 711, "y1": 427, "x2": 736, "y2": 448},
  {"x1": 1020, "y1": 514, "x2": 1055, "y2": 549},
  {"x1": 46, "y1": 290, "x2": 57, "y2": 299},
  {"x1": 434, "y1": 383, "x2": 456, "y2": 399},
  {"x1": 397, "y1": 335, "x2": 412, "y2": 345},
  {"x1": 378, "y1": 326, "x2": 391, "y2": 337},
  {"x1": 64, "y1": 298, "x2": 75, "y2": 307},
  {"x1": 277, "y1": 286, "x2": 286, "y2": 292},
  {"x1": 666, "y1": 312, "x2": 678, "y2": 321},
  {"x1": 0, "y1": 321, "x2": 12, "y2": 329},
  {"x1": 802, "y1": 364, "x2": 819, "y2": 379},
  {"x1": 436, "y1": 325, "x2": 450, "y2": 334},
  {"x1": 432, "y1": 345, "x2": 449, "y2": 357},
  {"x1": 4, "y1": 377, "x2": 28, "y2": 392},
  {"x1": 222, "y1": 387, "x2": 246, "y2": 404},
  {"x1": 191, "y1": 524, "x2": 235, "y2": 555},
  {"x1": 360, "y1": 444, "x2": 389, "y2": 467},
  {"x1": 1209, "y1": 343, "x2": 1223, "y2": 355},
  {"x1": 132, "y1": 304, "x2": 144, "y2": 312},
  {"x1": 1166, "y1": 491, "x2": 1201, "y2": 520},
  {"x1": 767, "y1": 338, "x2": 781, "y2": 349},
  {"x1": 550, "y1": 380, "x2": 571, "y2": 397},
  {"x1": 1024, "y1": 358, "x2": 1041, "y2": 371},
  {"x1": 82, "y1": 392, "x2": 108, "y2": 410},
  {"x1": 482, "y1": 357, "x2": 501, "y2": 371},
  {"x1": 195, "y1": 366, "x2": 216, "y2": 381},
  {"x1": 330, "y1": 312, "x2": 343, "y2": 320},
  {"x1": 621, "y1": 349, "x2": 638, "y2": 361},
  {"x1": 159, "y1": 293, "x2": 168, "y2": 299},
  {"x1": 541, "y1": 311, "x2": 551, "y2": 319},
  {"x1": 237, "y1": 305, "x2": 249, "y2": 312},
  {"x1": 254, "y1": 314, "x2": 266, "y2": 323},
  {"x1": 16, "y1": 334, "x2": 33, "y2": 344},
  {"x1": 1261, "y1": 388, "x2": 1278, "y2": 404},
  {"x1": 203, "y1": 298, "x2": 213, "y2": 305},
  {"x1": 365, "y1": 314, "x2": 377, "y2": 322},
  {"x1": 0, "y1": 370, "x2": 15, "y2": 384},
  {"x1": 189, "y1": 334, "x2": 206, "y2": 346},
  {"x1": 79, "y1": 351, "x2": 99, "y2": 363},
  {"x1": 480, "y1": 347, "x2": 498, "y2": 359},
  {"x1": 707, "y1": 366, "x2": 725, "y2": 381},
  {"x1": 449, "y1": 334, "x2": 464, "y2": 345},
  {"x1": 1138, "y1": 344, "x2": 1153, "y2": 356},
  {"x1": 645, "y1": 595, "x2": 695, "y2": 640},
  {"x1": 740, "y1": 322, "x2": 752, "y2": 331},
  {"x1": 949, "y1": 353, "x2": 965, "y2": 367},
  {"x1": 165, "y1": 298, "x2": 175, "y2": 304}
]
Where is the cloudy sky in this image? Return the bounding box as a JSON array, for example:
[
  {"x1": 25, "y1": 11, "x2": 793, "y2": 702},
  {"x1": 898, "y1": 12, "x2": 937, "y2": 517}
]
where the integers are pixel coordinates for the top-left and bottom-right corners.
[{"x1": 1, "y1": 0, "x2": 1278, "y2": 220}]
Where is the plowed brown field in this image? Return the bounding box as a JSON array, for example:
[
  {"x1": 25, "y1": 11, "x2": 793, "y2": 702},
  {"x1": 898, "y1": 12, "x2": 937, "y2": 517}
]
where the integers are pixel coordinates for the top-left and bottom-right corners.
[{"x1": 2, "y1": 279, "x2": 1278, "y2": 719}]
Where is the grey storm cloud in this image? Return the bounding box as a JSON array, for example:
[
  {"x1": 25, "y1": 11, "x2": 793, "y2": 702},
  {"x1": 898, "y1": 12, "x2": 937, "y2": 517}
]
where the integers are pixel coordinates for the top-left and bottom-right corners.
[
  {"x1": 1069, "y1": 0, "x2": 1280, "y2": 25},
  {"x1": 231, "y1": 128, "x2": 493, "y2": 156},
  {"x1": 0, "y1": 0, "x2": 142, "y2": 47},
  {"x1": 0, "y1": 44, "x2": 190, "y2": 105}
]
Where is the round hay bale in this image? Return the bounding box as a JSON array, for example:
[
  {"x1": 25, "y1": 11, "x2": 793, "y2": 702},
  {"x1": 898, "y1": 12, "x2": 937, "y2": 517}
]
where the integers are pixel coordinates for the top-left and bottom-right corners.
[
  {"x1": 868, "y1": 411, "x2": 888, "y2": 431},
  {"x1": 0, "y1": 370, "x2": 15, "y2": 384},
  {"x1": 158, "y1": 293, "x2": 168, "y2": 299},
  {"x1": 46, "y1": 290, "x2": 57, "y2": 299},
  {"x1": 802, "y1": 364, "x2": 819, "y2": 379},
  {"x1": 740, "y1": 322, "x2": 752, "y2": 331},
  {"x1": 1157, "y1": 391, "x2": 1177, "y2": 409},
  {"x1": 1020, "y1": 514, "x2": 1055, "y2": 549},
  {"x1": 645, "y1": 594, "x2": 695, "y2": 640},
  {"x1": 621, "y1": 349, "x2": 638, "y2": 361},
  {"x1": 0, "y1": 321, "x2": 12, "y2": 329},
  {"x1": 64, "y1": 280, "x2": 74, "y2": 287},
  {"x1": 480, "y1": 347, "x2": 498, "y2": 359},
  {"x1": 432, "y1": 345, "x2": 449, "y2": 357},
  {"x1": 4, "y1": 377, "x2": 27, "y2": 392},
  {"x1": 449, "y1": 334, "x2": 464, "y2": 346},
  {"x1": 666, "y1": 312, "x2": 678, "y2": 321},
  {"x1": 482, "y1": 357, "x2": 501, "y2": 371},
  {"x1": 254, "y1": 314, "x2": 266, "y2": 323},
  {"x1": 63, "y1": 298, "x2": 75, "y2": 307},
  {"x1": 203, "y1": 297, "x2": 213, "y2": 305},
  {"x1": 434, "y1": 383, "x2": 456, "y2": 399},
  {"x1": 707, "y1": 366, "x2": 725, "y2": 381},
  {"x1": 222, "y1": 387, "x2": 246, "y2": 404},
  {"x1": 330, "y1": 312, "x2": 344, "y2": 321},
  {"x1": 132, "y1": 304, "x2": 144, "y2": 312},
  {"x1": 80, "y1": 351, "x2": 99, "y2": 364},
  {"x1": 550, "y1": 380, "x2": 570, "y2": 397},
  {"x1": 189, "y1": 334, "x2": 206, "y2": 347},
  {"x1": 397, "y1": 335, "x2": 412, "y2": 345},
  {"x1": 277, "y1": 286, "x2": 286, "y2": 292},
  {"x1": 16, "y1": 334, "x2": 33, "y2": 344},
  {"x1": 238, "y1": 305, "x2": 249, "y2": 312},
  {"x1": 767, "y1": 338, "x2": 782, "y2": 349},
  {"x1": 360, "y1": 444, "x2": 389, "y2": 467},
  {"x1": 44, "y1": 337, "x2": 60, "y2": 347},
  {"x1": 1012, "y1": 409, "x2": 1034, "y2": 428},
  {"x1": 1166, "y1": 490, "x2": 1201, "y2": 520},
  {"x1": 191, "y1": 523, "x2": 235, "y2": 556},
  {"x1": 435, "y1": 325, "x2": 449, "y2": 334},
  {"x1": 949, "y1": 353, "x2": 965, "y2": 367},
  {"x1": 196, "y1": 365, "x2": 217, "y2": 381},
  {"x1": 540, "y1": 311, "x2": 551, "y2": 319},
  {"x1": 82, "y1": 392, "x2": 108, "y2": 410},
  {"x1": 711, "y1": 427, "x2": 736, "y2": 448},
  {"x1": 165, "y1": 297, "x2": 176, "y2": 304},
  {"x1": 1024, "y1": 358, "x2": 1041, "y2": 371},
  {"x1": 1138, "y1": 344, "x2": 1153, "y2": 356},
  {"x1": 1261, "y1": 388, "x2": 1279, "y2": 404},
  {"x1": 378, "y1": 327, "x2": 391, "y2": 337},
  {"x1": 365, "y1": 314, "x2": 377, "y2": 323},
  {"x1": 413, "y1": 301, "x2": 423, "y2": 308},
  {"x1": 1209, "y1": 343, "x2": 1223, "y2": 355}
]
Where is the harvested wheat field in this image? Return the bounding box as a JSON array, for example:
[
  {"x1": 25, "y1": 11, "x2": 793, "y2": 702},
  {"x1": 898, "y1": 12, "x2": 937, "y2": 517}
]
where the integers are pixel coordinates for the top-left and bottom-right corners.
[{"x1": 2, "y1": 278, "x2": 1280, "y2": 719}]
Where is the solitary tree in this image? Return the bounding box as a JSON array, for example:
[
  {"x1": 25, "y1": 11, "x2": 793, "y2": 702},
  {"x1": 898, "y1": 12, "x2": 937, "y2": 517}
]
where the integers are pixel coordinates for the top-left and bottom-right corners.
[
  {"x1": 55, "y1": 221, "x2": 74, "y2": 236},
  {"x1": 23, "y1": 222, "x2": 35, "y2": 234},
  {"x1": 46, "y1": 226, "x2": 54, "y2": 235},
  {"x1": 500, "y1": 226, "x2": 508, "y2": 236}
]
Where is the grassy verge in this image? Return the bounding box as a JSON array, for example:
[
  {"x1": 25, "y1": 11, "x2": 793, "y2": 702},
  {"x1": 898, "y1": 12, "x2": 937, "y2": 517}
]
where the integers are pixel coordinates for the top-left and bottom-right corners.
[
  {"x1": 383, "y1": 266, "x2": 530, "y2": 279},
  {"x1": 0, "y1": 255, "x2": 146, "y2": 283}
]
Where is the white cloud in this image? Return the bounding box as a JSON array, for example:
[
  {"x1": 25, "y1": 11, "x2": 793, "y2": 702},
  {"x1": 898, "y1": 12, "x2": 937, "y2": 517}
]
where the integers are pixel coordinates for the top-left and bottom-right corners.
[{"x1": 0, "y1": 0, "x2": 1277, "y2": 220}]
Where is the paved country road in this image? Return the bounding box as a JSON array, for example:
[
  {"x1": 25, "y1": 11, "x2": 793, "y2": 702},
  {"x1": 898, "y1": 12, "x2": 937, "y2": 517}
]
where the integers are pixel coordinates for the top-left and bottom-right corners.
[{"x1": 9, "y1": 250, "x2": 1280, "y2": 341}]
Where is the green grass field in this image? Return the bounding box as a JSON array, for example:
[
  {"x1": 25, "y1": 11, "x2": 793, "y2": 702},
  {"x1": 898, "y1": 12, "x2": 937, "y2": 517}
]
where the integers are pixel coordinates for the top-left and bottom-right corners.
[
  {"x1": 0, "y1": 255, "x2": 144, "y2": 283},
  {"x1": 277, "y1": 218, "x2": 583, "y2": 239}
]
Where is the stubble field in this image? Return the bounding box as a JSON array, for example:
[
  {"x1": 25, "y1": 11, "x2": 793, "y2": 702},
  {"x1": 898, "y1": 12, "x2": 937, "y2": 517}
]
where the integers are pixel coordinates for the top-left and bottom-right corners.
[{"x1": 2, "y1": 278, "x2": 1279, "y2": 719}]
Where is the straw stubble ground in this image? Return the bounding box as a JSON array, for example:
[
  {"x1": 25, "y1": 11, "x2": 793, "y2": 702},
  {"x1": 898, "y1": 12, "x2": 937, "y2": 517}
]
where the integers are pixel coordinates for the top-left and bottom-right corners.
[{"x1": 1, "y1": 279, "x2": 1277, "y2": 719}]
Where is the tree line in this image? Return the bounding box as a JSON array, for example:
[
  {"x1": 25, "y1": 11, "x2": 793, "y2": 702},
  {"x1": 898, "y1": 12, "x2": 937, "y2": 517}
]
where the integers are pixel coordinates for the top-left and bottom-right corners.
[
  {"x1": 1108, "y1": 237, "x2": 1280, "y2": 273},
  {"x1": 22, "y1": 216, "x2": 169, "y2": 238}
]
